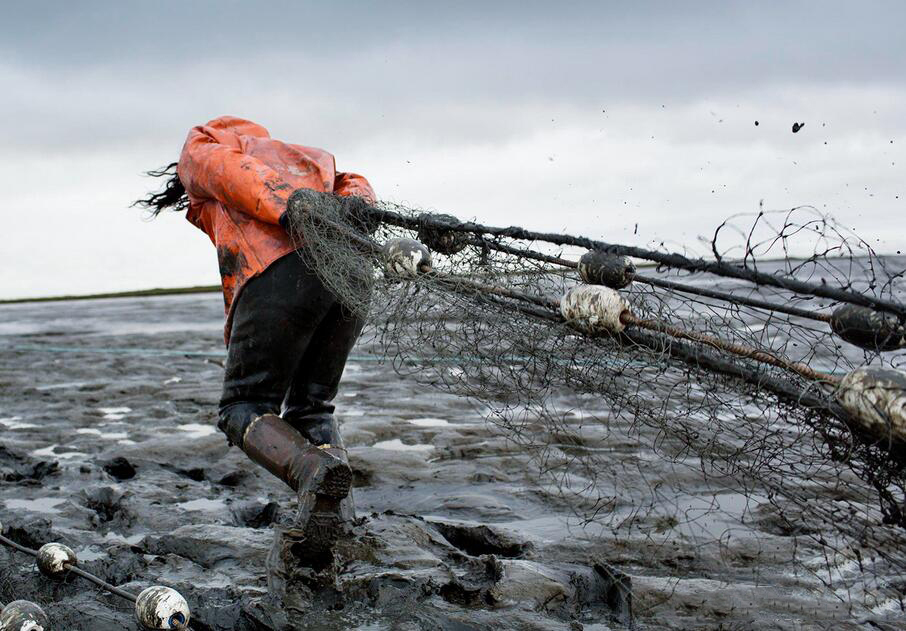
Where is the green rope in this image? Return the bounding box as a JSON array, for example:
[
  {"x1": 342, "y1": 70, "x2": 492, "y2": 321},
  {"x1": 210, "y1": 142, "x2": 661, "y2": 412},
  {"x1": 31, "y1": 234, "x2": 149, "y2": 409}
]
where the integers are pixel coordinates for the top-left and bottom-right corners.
[
  {"x1": 0, "y1": 343, "x2": 384, "y2": 362},
  {"x1": 0, "y1": 342, "x2": 703, "y2": 371},
  {"x1": 1, "y1": 343, "x2": 224, "y2": 358}
]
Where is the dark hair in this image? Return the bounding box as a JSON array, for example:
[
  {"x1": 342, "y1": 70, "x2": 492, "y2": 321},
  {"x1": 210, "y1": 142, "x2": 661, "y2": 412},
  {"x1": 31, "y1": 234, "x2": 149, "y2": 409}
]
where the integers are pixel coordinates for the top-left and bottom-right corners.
[{"x1": 132, "y1": 162, "x2": 188, "y2": 216}]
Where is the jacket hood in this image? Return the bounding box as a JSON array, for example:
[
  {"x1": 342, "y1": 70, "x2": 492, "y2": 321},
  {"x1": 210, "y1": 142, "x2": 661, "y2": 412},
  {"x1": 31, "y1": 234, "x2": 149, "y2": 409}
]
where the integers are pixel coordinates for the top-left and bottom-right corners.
[{"x1": 203, "y1": 116, "x2": 271, "y2": 139}]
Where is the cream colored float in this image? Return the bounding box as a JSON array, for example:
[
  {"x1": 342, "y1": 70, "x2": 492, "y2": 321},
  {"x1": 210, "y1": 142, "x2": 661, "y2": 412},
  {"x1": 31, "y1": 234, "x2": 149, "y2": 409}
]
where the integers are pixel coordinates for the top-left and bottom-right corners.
[
  {"x1": 836, "y1": 367, "x2": 906, "y2": 445},
  {"x1": 560, "y1": 285, "x2": 630, "y2": 334},
  {"x1": 134, "y1": 586, "x2": 191, "y2": 630},
  {"x1": 382, "y1": 238, "x2": 433, "y2": 278},
  {"x1": 0, "y1": 601, "x2": 49, "y2": 631},
  {"x1": 35, "y1": 543, "x2": 76, "y2": 580}
]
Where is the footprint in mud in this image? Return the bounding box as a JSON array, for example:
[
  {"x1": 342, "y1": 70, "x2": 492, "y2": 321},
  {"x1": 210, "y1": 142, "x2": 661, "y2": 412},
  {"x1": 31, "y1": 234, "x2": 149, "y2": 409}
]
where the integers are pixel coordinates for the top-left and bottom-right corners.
[
  {"x1": 101, "y1": 456, "x2": 136, "y2": 480},
  {"x1": 0, "y1": 445, "x2": 59, "y2": 484},
  {"x1": 431, "y1": 520, "x2": 533, "y2": 559},
  {"x1": 80, "y1": 486, "x2": 133, "y2": 530},
  {"x1": 260, "y1": 512, "x2": 633, "y2": 630},
  {"x1": 231, "y1": 500, "x2": 280, "y2": 529}
]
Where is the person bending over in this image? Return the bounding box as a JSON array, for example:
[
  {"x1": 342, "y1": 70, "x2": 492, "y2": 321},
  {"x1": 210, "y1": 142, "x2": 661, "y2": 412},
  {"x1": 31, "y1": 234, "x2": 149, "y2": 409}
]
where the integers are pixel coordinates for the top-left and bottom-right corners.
[{"x1": 135, "y1": 116, "x2": 373, "y2": 541}]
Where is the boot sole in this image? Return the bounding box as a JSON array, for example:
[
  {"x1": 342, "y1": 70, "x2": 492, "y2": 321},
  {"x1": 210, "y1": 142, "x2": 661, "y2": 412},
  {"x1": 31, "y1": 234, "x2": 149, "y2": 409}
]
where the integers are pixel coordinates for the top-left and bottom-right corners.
[
  {"x1": 301, "y1": 448, "x2": 352, "y2": 499},
  {"x1": 317, "y1": 457, "x2": 352, "y2": 499},
  {"x1": 295, "y1": 450, "x2": 352, "y2": 547}
]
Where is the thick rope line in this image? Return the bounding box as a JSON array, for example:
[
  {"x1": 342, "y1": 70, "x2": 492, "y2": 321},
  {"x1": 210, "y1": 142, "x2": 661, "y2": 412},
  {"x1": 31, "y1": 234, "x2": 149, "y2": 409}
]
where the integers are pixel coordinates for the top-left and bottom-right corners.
[
  {"x1": 290, "y1": 202, "x2": 847, "y2": 327},
  {"x1": 636, "y1": 275, "x2": 832, "y2": 323},
  {"x1": 65, "y1": 566, "x2": 139, "y2": 603},
  {"x1": 620, "y1": 328, "x2": 841, "y2": 414},
  {"x1": 369, "y1": 207, "x2": 906, "y2": 318},
  {"x1": 0, "y1": 533, "x2": 35, "y2": 558},
  {"x1": 433, "y1": 274, "x2": 561, "y2": 311},
  {"x1": 620, "y1": 312, "x2": 841, "y2": 385},
  {"x1": 476, "y1": 290, "x2": 896, "y2": 462}
]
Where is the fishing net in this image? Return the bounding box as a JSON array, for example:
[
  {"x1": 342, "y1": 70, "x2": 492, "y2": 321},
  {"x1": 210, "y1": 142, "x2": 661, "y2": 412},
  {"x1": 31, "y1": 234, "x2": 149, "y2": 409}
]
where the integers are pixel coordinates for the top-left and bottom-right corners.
[{"x1": 284, "y1": 190, "x2": 906, "y2": 620}]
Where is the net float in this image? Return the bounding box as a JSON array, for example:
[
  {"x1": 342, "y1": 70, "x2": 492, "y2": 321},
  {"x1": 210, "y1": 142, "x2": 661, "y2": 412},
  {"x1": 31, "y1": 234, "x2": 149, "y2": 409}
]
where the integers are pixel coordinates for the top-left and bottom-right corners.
[
  {"x1": 829, "y1": 304, "x2": 906, "y2": 352},
  {"x1": 416, "y1": 213, "x2": 469, "y2": 255},
  {"x1": 382, "y1": 238, "x2": 433, "y2": 278},
  {"x1": 578, "y1": 251, "x2": 636, "y2": 289},
  {"x1": 134, "y1": 586, "x2": 190, "y2": 630},
  {"x1": 0, "y1": 600, "x2": 49, "y2": 631},
  {"x1": 560, "y1": 285, "x2": 630, "y2": 334},
  {"x1": 35, "y1": 543, "x2": 76, "y2": 579},
  {"x1": 836, "y1": 366, "x2": 906, "y2": 445}
]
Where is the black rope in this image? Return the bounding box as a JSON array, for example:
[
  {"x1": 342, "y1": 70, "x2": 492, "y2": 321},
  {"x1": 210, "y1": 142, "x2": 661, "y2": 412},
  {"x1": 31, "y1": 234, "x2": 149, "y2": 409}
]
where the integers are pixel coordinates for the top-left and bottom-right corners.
[
  {"x1": 637, "y1": 275, "x2": 831, "y2": 322},
  {"x1": 369, "y1": 207, "x2": 906, "y2": 318}
]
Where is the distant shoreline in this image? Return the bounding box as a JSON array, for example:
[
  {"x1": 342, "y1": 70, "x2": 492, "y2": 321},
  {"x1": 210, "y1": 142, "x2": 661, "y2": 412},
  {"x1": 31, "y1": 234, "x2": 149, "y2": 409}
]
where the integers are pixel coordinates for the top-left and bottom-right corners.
[
  {"x1": 0, "y1": 261, "x2": 657, "y2": 305},
  {"x1": 0, "y1": 285, "x2": 221, "y2": 305}
]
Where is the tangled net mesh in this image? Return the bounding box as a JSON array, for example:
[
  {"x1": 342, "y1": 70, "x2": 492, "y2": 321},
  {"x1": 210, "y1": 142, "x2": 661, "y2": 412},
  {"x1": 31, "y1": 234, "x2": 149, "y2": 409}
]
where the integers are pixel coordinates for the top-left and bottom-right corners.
[{"x1": 285, "y1": 193, "x2": 906, "y2": 621}]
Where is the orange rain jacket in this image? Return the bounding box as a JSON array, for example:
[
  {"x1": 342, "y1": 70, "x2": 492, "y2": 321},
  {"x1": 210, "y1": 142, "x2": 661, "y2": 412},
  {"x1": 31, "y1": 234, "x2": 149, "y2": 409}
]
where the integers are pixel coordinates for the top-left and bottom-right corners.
[{"x1": 177, "y1": 116, "x2": 375, "y2": 345}]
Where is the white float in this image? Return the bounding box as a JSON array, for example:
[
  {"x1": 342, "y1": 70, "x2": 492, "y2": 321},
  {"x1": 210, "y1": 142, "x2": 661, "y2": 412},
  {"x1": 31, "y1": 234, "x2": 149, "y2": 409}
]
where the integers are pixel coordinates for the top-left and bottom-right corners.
[
  {"x1": 382, "y1": 238, "x2": 432, "y2": 278},
  {"x1": 0, "y1": 601, "x2": 49, "y2": 631},
  {"x1": 836, "y1": 366, "x2": 906, "y2": 445},
  {"x1": 134, "y1": 586, "x2": 191, "y2": 630},
  {"x1": 560, "y1": 285, "x2": 630, "y2": 334},
  {"x1": 36, "y1": 543, "x2": 76, "y2": 579}
]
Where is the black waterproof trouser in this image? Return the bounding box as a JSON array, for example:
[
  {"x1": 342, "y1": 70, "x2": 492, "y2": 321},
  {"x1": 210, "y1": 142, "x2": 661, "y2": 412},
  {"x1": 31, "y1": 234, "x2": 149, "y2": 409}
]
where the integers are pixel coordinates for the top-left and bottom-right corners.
[{"x1": 217, "y1": 253, "x2": 364, "y2": 447}]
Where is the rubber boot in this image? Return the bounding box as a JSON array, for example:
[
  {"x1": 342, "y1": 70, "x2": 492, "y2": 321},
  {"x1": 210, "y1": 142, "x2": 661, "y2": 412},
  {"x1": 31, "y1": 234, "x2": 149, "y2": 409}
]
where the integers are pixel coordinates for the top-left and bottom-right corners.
[
  {"x1": 241, "y1": 413, "x2": 352, "y2": 546},
  {"x1": 286, "y1": 413, "x2": 351, "y2": 494},
  {"x1": 283, "y1": 383, "x2": 352, "y2": 487}
]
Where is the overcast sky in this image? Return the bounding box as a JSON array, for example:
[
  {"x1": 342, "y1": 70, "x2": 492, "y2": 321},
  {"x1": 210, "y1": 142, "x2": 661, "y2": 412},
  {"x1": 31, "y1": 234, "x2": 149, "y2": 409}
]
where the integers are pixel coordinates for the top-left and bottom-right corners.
[{"x1": 1, "y1": 1, "x2": 903, "y2": 298}]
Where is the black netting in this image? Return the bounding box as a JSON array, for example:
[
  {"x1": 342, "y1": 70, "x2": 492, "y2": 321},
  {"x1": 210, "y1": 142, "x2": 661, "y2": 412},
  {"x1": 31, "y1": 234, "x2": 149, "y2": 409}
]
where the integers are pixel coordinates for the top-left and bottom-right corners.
[{"x1": 283, "y1": 194, "x2": 906, "y2": 617}]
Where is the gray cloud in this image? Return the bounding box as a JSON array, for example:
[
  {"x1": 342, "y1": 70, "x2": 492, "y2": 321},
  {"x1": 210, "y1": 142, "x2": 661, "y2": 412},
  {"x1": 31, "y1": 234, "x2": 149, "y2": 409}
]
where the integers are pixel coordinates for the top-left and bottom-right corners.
[
  {"x1": 4, "y1": 1, "x2": 905, "y2": 153},
  {"x1": 5, "y1": 2, "x2": 905, "y2": 88},
  {"x1": 1, "y1": 1, "x2": 904, "y2": 297}
]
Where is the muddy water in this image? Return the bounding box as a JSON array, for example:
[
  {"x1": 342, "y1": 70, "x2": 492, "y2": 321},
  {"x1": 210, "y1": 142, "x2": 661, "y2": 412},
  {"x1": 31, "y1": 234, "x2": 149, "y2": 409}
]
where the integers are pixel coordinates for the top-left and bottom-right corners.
[{"x1": 0, "y1": 294, "x2": 900, "y2": 629}]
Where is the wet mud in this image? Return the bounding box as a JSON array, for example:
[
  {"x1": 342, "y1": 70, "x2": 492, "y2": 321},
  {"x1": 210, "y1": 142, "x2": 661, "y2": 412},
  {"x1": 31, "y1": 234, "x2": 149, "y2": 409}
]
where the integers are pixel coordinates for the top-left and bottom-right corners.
[{"x1": 0, "y1": 295, "x2": 898, "y2": 629}]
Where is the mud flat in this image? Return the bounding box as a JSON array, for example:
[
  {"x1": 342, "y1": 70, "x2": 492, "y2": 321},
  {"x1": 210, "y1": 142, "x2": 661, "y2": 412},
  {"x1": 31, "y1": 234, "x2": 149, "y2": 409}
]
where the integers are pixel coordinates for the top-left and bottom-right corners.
[{"x1": 0, "y1": 294, "x2": 898, "y2": 629}]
